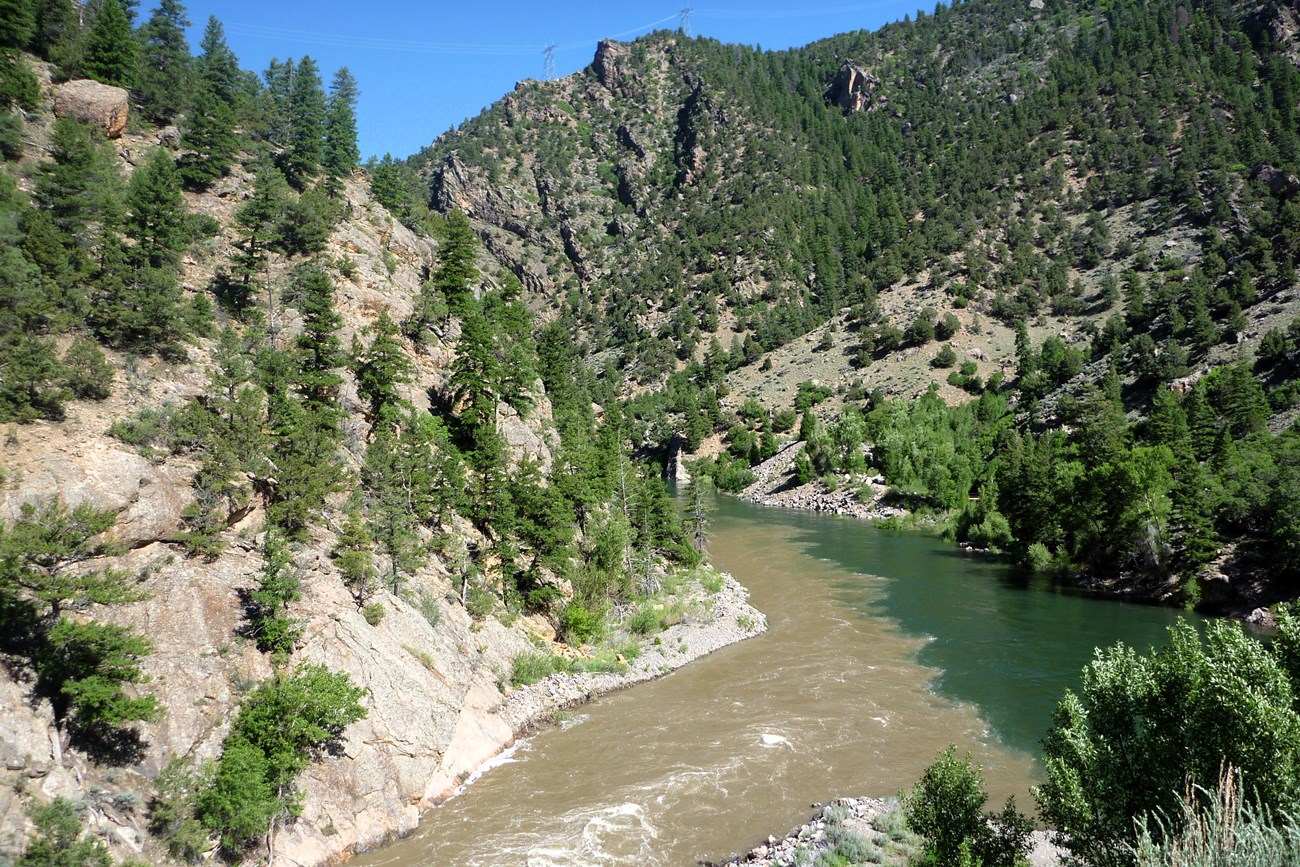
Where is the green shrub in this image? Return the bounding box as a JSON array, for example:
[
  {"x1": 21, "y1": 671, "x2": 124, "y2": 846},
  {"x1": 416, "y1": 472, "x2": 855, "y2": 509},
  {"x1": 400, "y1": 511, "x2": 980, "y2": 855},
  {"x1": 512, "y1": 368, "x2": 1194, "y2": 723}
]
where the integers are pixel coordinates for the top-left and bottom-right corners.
[
  {"x1": 560, "y1": 600, "x2": 604, "y2": 644},
  {"x1": 904, "y1": 746, "x2": 987, "y2": 865},
  {"x1": 904, "y1": 746, "x2": 1031, "y2": 867},
  {"x1": 18, "y1": 797, "x2": 113, "y2": 867},
  {"x1": 63, "y1": 337, "x2": 114, "y2": 400},
  {"x1": 931, "y1": 344, "x2": 958, "y2": 368},
  {"x1": 1039, "y1": 617, "x2": 1300, "y2": 867},
  {"x1": 1025, "y1": 541, "x2": 1053, "y2": 572},
  {"x1": 361, "y1": 602, "x2": 385, "y2": 626},
  {"x1": 510, "y1": 651, "x2": 560, "y2": 687},
  {"x1": 627, "y1": 603, "x2": 661, "y2": 636}
]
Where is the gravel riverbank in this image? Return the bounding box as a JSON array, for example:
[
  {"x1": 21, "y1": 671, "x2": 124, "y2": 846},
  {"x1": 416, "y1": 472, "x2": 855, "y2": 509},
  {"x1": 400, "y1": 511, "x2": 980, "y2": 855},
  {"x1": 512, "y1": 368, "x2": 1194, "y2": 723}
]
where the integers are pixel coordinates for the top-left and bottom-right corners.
[
  {"x1": 497, "y1": 572, "x2": 767, "y2": 752},
  {"x1": 715, "y1": 796, "x2": 1063, "y2": 867},
  {"x1": 740, "y1": 442, "x2": 905, "y2": 521}
]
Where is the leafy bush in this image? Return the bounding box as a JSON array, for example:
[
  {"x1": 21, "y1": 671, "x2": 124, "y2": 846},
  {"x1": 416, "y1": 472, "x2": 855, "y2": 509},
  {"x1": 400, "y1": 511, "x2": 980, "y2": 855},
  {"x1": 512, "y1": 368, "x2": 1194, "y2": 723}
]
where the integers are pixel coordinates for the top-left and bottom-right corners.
[
  {"x1": 62, "y1": 337, "x2": 114, "y2": 400},
  {"x1": 1039, "y1": 617, "x2": 1300, "y2": 867},
  {"x1": 560, "y1": 600, "x2": 604, "y2": 644},
  {"x1": 904, "y1": 746, "x2": 1031, "y2": 867},
  {"x1": 361, "y1": 602, "x2": 385, "y2": 626},
  {"x1": 627, "y1": 603, "x2": 662, "y2": 635}
]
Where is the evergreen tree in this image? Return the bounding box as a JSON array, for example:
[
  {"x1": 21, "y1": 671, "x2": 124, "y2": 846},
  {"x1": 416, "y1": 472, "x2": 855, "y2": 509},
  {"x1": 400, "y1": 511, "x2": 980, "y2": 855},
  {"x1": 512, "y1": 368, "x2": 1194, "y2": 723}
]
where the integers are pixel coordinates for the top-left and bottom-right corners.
[
  {"x1": 0, "y1": 332, "x2": 67, "y2": 421},
  {"x1": 231, "y1": 159, "x2": 290, "y2": 309},
  {"x1": 178, "y1": 82, "x2": 238, "y2": 189},
  {"x1": 332, "y1": 500, "x2": 375, "y2": 605},
  {"x1": 35, "y1": 118, "x2": 124, "y2": 261},
  {"x1": 28, "y1": 0, "x2": 77, "y2": 63},
  {"x1": 248, "y1": 530, "x2": 301, "y2": 659},
  {"x1": 61, "y1": 335, "x2": 113, "y2": 400},
  {"x1": 363, "y1": 428, "x2": 423, "y2": 592},
  {"x1": 260, "y1": 56, "x2": 294, "y2": 144},
  {"x1": 81, "y1": 0, "x2": 136, "y2": 88},
  {"x1": 196, "y1": 15, "x2": 240, "y2": 107},
  {"x1": 282, "y1": 55, "x2": 324, "y2": 188},
  {"x1": 290, "y1": 263, "x2": 344, "y2": 407},
  {"x1": 0, "y1": 0, "x2": 35, "y2": 50},
  {"x1": 125, "y1": 146, "x2": 188, "y2": 269},
  {"x1": 432, "y1": 209, "x2": 479, "y2": 313},
  {"x1": 91, "y1": 235, "x2": 186, "y2": 353},
  {"x1": 368, "y1": 153, "x2": 409, "y2": 218},
  {"x1": 322, "y1": 66, "x2": 359, "y2": 186},
  {"x1": 134, "y1": 0, "x2": 192, "y2": 123},
  {"x1": 352, "y1": 310, "x2": 413, "y2": 422}
]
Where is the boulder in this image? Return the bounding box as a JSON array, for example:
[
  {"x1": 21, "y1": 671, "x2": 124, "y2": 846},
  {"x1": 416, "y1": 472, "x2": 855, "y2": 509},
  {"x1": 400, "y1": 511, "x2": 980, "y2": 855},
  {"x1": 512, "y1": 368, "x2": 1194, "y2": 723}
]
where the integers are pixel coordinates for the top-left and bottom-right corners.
[
  {"x1": 53, "y1": 79, "x2": 129, "y2": 139},
  {"x1": 1252, "y1": 164, "x2": 1300, "y2": 199}
]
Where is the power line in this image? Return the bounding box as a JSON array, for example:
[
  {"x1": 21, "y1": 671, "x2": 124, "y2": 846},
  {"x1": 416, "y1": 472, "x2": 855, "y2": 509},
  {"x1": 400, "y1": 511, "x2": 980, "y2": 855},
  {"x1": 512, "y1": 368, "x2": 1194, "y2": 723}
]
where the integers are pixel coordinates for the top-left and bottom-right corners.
[{"x1": 679, "y1": 7, "x2": 693, "y2": 37}]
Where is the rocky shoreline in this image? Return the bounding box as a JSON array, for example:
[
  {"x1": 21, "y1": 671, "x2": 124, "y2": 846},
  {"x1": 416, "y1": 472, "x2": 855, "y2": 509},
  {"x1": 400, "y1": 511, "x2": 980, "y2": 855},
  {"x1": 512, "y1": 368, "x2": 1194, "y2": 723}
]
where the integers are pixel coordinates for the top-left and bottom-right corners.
[
  {"x1": 500, "y1": 573, "x2": 766, "y2": 733},
  {"x1": 740, "y1": 442, "x2": 905, "y2": 521},
  {"x1": 715, "y1": 796, "x2": 1063, "y2": 867},
  {"x1": 350, "y1": 573, "x2": 768, "y2": 859}
]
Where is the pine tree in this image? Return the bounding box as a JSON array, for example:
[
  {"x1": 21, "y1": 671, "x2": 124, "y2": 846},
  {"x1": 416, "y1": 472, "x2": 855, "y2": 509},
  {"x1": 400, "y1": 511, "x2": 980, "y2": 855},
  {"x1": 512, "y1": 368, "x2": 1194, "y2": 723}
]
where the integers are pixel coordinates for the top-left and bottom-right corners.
[
  {"x1": 432, "y1": 209, "x2": 479, "y2": 312},
  {"x1": 178, "y1": 83, "x2": 238, "y2": 189},
  {"x1": 322, "y1": 67, "x2": 359, "y2": 187},
  {"x1": 35, "y1": 118, "x2": 124, "y2": 258},
  {"x1": 196, "y1": 16, "x2": 240, "y2": 107},
  {"x1": 125, "y1": 147, "x2": 189, "y2": 269},
  {"x1": 368, "y1": 153, "x2": 408, "y2": 217},
  {"x1": 0, "y1": 332, "x2": 67, "y2": 421},
  {"x1": 260, "y1": 57, "x2": 294, "y2": 144},
  {"x1": 332, "y1": 500, "x2": 375, "y2": 605},
  {"x1": 352, "y1": 310, "x2": 413, "y2": 422},
  {"x1": 248, "y1": 530, "x2": 302, "y2": 660},
  {"x1": 363, "y1": 428, "x2": 423, "y2": 593},
  {"x1": 0, "y1": 0, "x2": 35, "y2": 50},
  {"x1": 282, "y1": 55, "x2": 324, "y2": 188},
  {"x1": 91, "y1": 236, "x2": 185, "y2": 353},
  {"x1": 82, "y1": 0, "x2": 136, "y2": 88},
  {"x1": 290, "y1": 263, "x2": 344, "y2": 407},
  {"x1": 231, "y1": 159, "x2": 290, "y2": 309},
  {"x1": 28, "y1": 0, "x2": 76, "y2": 63},
  {"x1": 134, "y1": 0, "x2": 191, "y2": 123}
]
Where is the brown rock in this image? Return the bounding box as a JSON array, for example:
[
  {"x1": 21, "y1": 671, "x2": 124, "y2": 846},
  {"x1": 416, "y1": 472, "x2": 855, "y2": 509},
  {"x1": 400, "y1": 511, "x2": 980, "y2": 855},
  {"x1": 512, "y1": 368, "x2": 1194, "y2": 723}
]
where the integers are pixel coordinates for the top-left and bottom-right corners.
[
  {"x1": 826, "y1": 62, "x2": 881, "y2": 113},
  {"x1": 54, "y1": 79, "x2": 129, "y2": 139}
]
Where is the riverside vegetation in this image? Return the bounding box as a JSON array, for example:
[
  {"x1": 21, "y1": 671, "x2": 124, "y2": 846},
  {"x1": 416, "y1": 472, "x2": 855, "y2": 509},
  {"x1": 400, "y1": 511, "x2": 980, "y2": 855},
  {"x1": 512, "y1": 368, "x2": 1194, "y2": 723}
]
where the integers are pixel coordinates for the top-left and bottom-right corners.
[{"x1": 3, "y1": 0, "x2": 1300, "y2": 864}]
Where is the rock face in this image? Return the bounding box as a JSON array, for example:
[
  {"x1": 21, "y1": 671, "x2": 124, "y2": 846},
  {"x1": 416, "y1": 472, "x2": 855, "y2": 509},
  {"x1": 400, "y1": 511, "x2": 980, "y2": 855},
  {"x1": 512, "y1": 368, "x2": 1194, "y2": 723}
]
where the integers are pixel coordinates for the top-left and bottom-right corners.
[
  {"x1": 1252, "y1": 164, "x2": 1300, "y2": 199},
  {"x1": 825, "y1": 62, "x2": 881, "y2": 113},
  {"x1": 53, "y1": 79, "x2": 129, "y2": 138}
]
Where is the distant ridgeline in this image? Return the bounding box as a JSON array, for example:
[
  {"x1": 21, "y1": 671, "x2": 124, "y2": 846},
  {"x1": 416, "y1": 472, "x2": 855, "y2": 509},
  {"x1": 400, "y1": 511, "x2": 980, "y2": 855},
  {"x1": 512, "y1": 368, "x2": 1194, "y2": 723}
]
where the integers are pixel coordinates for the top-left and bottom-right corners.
[{"x1": 404, "y1": 0, "x2": 1300, "y2": 607}]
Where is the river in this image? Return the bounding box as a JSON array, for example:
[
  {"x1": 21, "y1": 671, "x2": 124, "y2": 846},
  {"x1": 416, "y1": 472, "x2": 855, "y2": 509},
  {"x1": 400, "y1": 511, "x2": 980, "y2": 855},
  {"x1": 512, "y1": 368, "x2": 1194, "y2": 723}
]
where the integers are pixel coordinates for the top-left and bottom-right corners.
[{"x1": 354, "y1": 495, "x2": 1198, "y2": 866}]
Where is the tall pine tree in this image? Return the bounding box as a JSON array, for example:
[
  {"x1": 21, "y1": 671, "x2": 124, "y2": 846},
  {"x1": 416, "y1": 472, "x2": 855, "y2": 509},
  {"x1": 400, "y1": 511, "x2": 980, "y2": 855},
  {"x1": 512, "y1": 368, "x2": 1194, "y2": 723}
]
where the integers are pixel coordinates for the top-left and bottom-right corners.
[
  {"x1": 322, "y1": 67, "x2": 359, "y2": 189},
  {"x1": 282, "y1": 55, "x2": 324, "y2": 188},
  {"x1": 82, "y1": 0, "x2": 136, "y2": 88},
  {"x1": 134, "y1": 0, "x2": 191, "y2": 123}
]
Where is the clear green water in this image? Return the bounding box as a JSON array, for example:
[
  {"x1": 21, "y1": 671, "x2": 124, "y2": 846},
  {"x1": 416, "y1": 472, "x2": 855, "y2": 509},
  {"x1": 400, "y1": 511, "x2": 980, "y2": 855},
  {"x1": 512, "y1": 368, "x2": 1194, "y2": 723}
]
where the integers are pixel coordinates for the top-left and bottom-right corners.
[
  {"x1": 353, "y1": 495, "x2": 1204, "y2": 866},
  {"x1": 750, "y1": 497, "x2": 1201, "y2": 758}
]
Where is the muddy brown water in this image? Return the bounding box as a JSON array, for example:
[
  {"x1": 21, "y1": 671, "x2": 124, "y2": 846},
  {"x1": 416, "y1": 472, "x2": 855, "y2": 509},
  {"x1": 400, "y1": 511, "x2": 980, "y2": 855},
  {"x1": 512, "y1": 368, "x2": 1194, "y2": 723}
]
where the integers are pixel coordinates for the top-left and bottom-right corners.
[{"x1": 354, "y1": 496, "x2": 1197, "y2": 866}]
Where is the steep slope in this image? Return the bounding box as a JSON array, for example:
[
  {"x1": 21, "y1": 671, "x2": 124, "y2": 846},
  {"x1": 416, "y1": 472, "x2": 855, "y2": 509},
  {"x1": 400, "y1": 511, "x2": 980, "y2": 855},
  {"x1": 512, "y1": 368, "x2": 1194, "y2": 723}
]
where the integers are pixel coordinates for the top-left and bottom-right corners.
[
  {"x1": 412, "y1": 0, "x2": 1300, "y2": 608},
  {"x1": 0, "y1": 46, "x2": 759, "y2": 866}
]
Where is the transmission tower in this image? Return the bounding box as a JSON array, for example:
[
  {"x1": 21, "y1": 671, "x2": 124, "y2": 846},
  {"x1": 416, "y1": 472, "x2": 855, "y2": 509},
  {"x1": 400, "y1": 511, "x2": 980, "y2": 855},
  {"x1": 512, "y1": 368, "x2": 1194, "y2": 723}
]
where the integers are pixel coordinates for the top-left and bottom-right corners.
[
  {"x1": 679, "y1": 7, "x2": 693, "y2": 37},
  {"x1": 542, "y1": 42, "x2": 556, "y2": 80}
]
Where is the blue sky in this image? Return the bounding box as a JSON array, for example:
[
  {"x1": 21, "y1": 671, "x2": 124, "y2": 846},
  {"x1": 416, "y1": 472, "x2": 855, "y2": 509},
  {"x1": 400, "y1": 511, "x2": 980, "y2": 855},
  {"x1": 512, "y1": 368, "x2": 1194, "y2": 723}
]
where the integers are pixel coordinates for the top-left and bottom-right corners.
[{"x1": 178, "y1": 1, "x2": 923, "y2": 159}]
